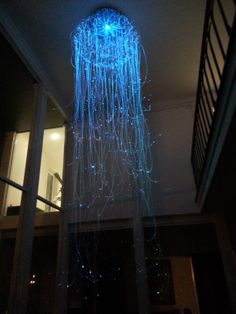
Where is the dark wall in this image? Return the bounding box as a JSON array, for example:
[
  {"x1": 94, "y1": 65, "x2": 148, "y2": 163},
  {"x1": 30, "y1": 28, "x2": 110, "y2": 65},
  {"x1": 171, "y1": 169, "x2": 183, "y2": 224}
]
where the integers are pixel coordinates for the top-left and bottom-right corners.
[
  {"x1": 145, "y1": 224, "x2": 232, "y2": 314},
  {"x1": 192, "y1": 253, "x2": 232, "y2": 314},
  {"x1": 0, "y1": 32, "x2": 35, "y2": 134},
  {"x1": 204, "y1": 108, "x2": 236, "y2": 253}
]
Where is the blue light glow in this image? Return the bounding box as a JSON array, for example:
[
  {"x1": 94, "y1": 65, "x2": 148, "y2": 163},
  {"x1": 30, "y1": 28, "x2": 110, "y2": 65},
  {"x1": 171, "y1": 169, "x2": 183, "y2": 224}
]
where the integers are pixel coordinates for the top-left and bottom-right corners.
[
  {"x1": 70, "y1": 8, "x2": 159, "y2": 280},
  {"x1": 72, "y1": 8, "x2": 152, "y2": 207}
]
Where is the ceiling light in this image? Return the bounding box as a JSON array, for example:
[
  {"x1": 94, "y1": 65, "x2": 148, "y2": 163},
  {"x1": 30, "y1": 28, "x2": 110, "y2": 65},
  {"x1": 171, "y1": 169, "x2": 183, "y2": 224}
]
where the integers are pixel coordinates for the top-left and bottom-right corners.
[{"x1": 50, "y1": 132, "x2": 61, "y2": 141}]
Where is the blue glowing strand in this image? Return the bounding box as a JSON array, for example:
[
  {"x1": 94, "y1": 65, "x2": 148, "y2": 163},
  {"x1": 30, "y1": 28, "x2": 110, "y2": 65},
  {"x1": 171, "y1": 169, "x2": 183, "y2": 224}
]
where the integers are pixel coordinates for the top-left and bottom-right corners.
[
  {"x1": 70, "y1": 8, "x2": 159, "y2": 281},
  {"x1": 72, "y1": 8, "x2": 152, "y2": 209}
]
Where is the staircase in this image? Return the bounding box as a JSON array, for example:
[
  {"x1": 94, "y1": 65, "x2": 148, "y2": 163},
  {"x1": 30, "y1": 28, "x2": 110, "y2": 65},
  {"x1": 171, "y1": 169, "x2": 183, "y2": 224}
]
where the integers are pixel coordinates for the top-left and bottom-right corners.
[{"x1": 191, "y1": 0, "x2": 236, "y2": 206}]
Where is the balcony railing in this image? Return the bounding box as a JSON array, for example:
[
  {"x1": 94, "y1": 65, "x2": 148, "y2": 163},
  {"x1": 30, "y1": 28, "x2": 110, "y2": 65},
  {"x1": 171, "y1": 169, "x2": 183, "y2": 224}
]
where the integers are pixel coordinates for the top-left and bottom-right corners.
[{"x1": 191, "y1": 0, "x2": 236, "y2": 192}]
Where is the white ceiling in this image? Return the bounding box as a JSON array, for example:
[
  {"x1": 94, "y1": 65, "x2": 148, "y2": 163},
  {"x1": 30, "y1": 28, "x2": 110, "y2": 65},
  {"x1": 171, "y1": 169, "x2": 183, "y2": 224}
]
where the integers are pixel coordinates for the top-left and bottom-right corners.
[{"x1": 0, "y1": 0, "x2": 206, "y2": 108}]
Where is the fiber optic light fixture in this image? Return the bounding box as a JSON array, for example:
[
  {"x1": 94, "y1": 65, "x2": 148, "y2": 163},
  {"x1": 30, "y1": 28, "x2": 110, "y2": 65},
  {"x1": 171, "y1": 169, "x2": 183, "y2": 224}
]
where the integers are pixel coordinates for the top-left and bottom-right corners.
[
  {"x1": 72, "y1": 7, "x2": 153, "y2": 210},
  {"x1": 69, "y1": 8, "x2": 161, "y2": 280},
  {"x1": 71, "y1": 7, "x2": 153, "y2": 207}
]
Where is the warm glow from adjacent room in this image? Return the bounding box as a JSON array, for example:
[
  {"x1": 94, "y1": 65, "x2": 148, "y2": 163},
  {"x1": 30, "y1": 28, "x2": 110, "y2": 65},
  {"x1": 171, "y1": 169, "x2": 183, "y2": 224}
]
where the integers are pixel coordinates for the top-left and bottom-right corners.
[{"x1": 50, "y1": 132, "x2": 61, "y2": 141}]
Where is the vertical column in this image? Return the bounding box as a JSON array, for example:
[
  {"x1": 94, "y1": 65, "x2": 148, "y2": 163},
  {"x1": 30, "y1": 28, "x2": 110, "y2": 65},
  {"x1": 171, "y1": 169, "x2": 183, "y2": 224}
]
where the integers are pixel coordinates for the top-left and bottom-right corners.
[
  {"x1": 54, "y1": 211, "x2": 69, "y2": 314},
  {"x1": 214, "y1": 211, "x2": 236, "y2": 314},
  {"x1": 8, "y1": 84, "x2": 47, "y2": 314},
  {"x1": 132, "y1": 202, "x2": 150, "y2": 314},
  {"x1": 0, "y1": 132, "x2": 16, "y2": 214},
  {"x1": 54, "y1": 126, "x2": 74, "y2": 314}
]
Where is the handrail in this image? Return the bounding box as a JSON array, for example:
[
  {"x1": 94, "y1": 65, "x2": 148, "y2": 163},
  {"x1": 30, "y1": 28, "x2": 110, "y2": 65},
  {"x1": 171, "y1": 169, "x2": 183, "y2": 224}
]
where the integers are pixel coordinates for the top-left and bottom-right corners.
[
  {"x1": 0, "y1": 175, "x2": 62, "y2": 211},
  {"x1": 37, "y1": 195, "x2": 62, "y2": 211},
  {"x1": 191, "y1": 0, "x2": 236, "y2": 188},
  {"x1": 216, "y1": 0, "x2": 231, "y2": 35},
  {"x1": 0, "y1": 175, "x2": 27, "y2": 192}
]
